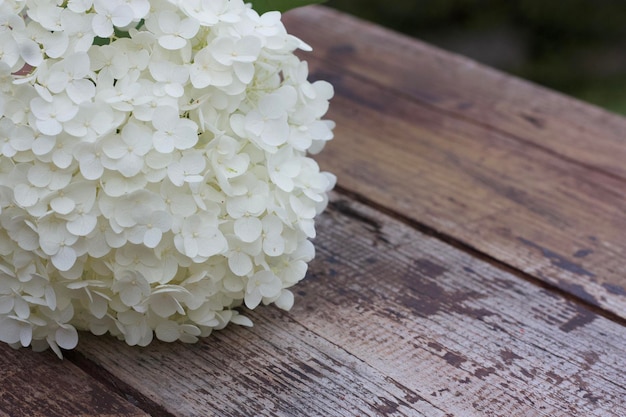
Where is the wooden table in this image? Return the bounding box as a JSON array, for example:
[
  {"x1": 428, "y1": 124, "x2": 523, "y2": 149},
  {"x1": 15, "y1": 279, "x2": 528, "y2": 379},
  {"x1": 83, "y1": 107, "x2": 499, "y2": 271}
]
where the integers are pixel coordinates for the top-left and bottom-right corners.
[{"x1": 3, "y1": 6, "x2": 626, "y2": 416}]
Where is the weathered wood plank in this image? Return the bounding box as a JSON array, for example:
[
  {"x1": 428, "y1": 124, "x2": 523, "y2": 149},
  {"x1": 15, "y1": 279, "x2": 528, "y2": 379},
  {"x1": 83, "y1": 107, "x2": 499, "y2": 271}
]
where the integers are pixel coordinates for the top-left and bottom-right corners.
[
  {"x1": 281, "y1": 11, "x2": 626, "y2": 317},
  {"x1": 74, "y1": 309, "x2": 444, "y2": 417},
  {"x1": 284, "y1": 6, "x2": 626, "y2": 180},
  {"x1": 72, "y1": 194, "x2": 626, "y2": 416},
  {"x1": 300, "y1": 196, "x2": 626, "y2": 416},
  {"x1": 0, "y1": 344, "x2": 148, "y2": 417}
]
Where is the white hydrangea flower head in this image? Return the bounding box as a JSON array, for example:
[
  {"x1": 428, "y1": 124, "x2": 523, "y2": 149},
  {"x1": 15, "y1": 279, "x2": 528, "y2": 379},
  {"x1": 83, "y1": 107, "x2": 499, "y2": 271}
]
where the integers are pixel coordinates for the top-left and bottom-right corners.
[{"x1": 0, "y1": 0, "x2": 335, "y2": 358}]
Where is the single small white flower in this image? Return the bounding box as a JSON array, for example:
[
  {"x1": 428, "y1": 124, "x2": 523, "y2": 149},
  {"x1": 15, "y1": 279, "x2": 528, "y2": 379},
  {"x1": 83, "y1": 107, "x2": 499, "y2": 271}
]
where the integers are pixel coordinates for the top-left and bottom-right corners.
[
  {"x1": 153, "y1": 10, "x2": 199, "y2": 50},
  {"x1": 59, "y1": 8, "x2": 96, "y2": 52},
  {"x1": 38, "y1": 215, "x2": 80, "y2": 271},
  {"x1": 268, "y1": 146, "x2": 301, "y2": 192},
  {"x1": 92, "y1": 0, "x2": 135, "y2": 38},
  {"x1": 225, "y1": 174, "x2": 269, "y2": 218},
  {"x1": 148, "y1": 58, "x2": 189, "y2": 98},
  {"x1": 261, "y1": 215, "x2": 285, "y2": 257},
  {"x1": 166, "y1": 150, "x2": 206, "y2": 186},
  {"x1": 111, "y1": 270, "x2": 150, "y2": 308},
  {"x1": 116, "y1": 309, "x2": 153, "y2": 346},
  {"x1": 73, "y1": 140, "x2": 107, "y2": 180},
  {"x1": 122, "y1": 0, "x2": 150, "y2": 20},
  {"x1": 126, "y1": 209, "x2": 172, "y2": 248},
  {"x1": 26, "y1": 19, "x2": 69, "y2": 59},
  {"x1": 27, "y1": 160, "x2": 74, "y2": 191},
  {"x1": 225, "y1": 234, "x2": 261, "y2": 277},
  {"x1": 64, "y1": 102, "x2": 117, "y2": 142},
  {"x1": 27, "y1": 1, "x2": 64, "y2": 31},
  {"x1": 67, "y1": 0, "x2": 95, "y2": 14},
  {"x1": 47, "y1": 52, "x2": 95, "y2": 104},
  {"x1": 173, "y1": 213, "x2": 227, "y2": 260},
  {"x1": 30, "y1": 94, "x2": 78, "y2": 136},
  {"x1": 189, "y1": 47, "x2": 232, "y2": 89},
  {"x1": 160, "y1": 179, "x2": 198, "y2": 217},
  {"x1": 152, "y1": 106, "x2": 198, "y2": 153},
  {"x1": 242, "y1": 86, "x2": 297, "y2": 149},
  {"x1": 177, "y1": 0, "x2": 238, "y2": 26},
  {"x1": 101, "y1": 121, "x2": 152, "y2": 177},
  {"x1": 245, "y1": 270, "x2": 282, "y2": 309},
  {"x1": 210, "y1": 35, "x2": 261, "y2": 84},
  {"x1": 0, "y1": 31, "x2": 21, "y2": 69},
  {"x1": 89, "y1": 44, "x2": 131, "y2": 80}
]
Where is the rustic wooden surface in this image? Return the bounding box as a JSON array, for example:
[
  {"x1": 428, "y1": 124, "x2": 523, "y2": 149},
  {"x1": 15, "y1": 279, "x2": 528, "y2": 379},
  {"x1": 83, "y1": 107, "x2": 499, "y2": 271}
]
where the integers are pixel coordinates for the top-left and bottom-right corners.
[
  {"x1": 3, "y1": 5, "x2": 626, "y2": 417},
  {"x1": 283, "y1": 6, "x2": 626, "y2": 320},
  {"x1": 0, "y1": 344, "x2": 147, "y2": 417}
]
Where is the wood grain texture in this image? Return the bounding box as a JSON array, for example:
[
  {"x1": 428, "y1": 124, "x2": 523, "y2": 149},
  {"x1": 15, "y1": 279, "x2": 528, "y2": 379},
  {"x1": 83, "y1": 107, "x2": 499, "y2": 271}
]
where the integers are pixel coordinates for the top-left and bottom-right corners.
[
  {"x1": 283, "y1": 6, "x2": 626, "y2": 180},
  {"x1": 74, "y1": 311, "x2": 443, "y2": 417},
  {"x1": 0, "y1": 344, "x2": 147, "y2": 417},
  {"x1": 72, "y1": 194, "x2": 626, "y2": 417},
  {"x1": 304, "y1": 196, "x2": 626, "y2": 416},
  {"x1": 283, "y1": 7, "x2": 626, "y2": 318}
]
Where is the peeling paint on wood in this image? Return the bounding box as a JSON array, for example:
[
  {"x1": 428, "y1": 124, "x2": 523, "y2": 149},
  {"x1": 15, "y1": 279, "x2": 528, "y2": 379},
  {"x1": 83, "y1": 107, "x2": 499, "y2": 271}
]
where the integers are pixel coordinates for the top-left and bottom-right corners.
[
  {"x1": 518, "y1": 238, "x2": 595, "y2": 278},
  {"x1": 295, "y1": 196, "x2": 626, "y2": 416},
  {"x1": 75, "y1": 309, "x2": 447, "y2": 417},
  {"x1": 558, "y1": 305, "x2": 597, "y2": 333}
]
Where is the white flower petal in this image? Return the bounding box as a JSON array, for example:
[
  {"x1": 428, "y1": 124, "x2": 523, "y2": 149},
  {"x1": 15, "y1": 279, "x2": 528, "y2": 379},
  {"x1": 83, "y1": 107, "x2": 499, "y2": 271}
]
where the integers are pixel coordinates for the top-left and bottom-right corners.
[
  {"x1": 234, "y1": 217, "x2": 262, "y2": 243},
  {"x1": 52, "y1": 246, "x2": 77, "y2": 271},
  {"x1": 0, "y1": 317, "x2": 21, "y2": 344},
  {"x1": 230, "y1": 314, "x2": 253, "y2": 327},
  {"x1": 274, "y1": 290, "x2": 294, "y2": 311},
  {"x1": 55, "y1": 325, "x2": 79, "y2": 350},
  {"x1": 155, "y1": 320, "x2": 180, "y2": 342},
  {"x1": 244, "y1": 290, "x2": 262, "y2": 310},
  {"x1": 143, "y1": 228, "x2": 162, "y2": 248},
  {"x1": 67, "y1": 215, "x2": 97, "y2": 237},
  {"x1": 228, "y1": 251, "x2": 252, "y2": 277},
  {"x1": 51, "y1": 196, "x2": 75, "y2": 215},
  {"x1": 14, "y1": 184, "x2": 39, "y2": 207},
  {"x1": 119, "y1": 286, "x2": 142, "y2": 307}
]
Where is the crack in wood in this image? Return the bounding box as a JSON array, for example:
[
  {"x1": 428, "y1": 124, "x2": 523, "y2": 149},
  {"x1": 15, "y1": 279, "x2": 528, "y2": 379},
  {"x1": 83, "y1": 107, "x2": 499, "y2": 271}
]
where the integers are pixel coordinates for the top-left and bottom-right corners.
[
  {"x1": 65, "y1": 349, "x2": 176, "y2": 417},
  {"x1": 518, "y1": 238, "x2": 595, "y2": 278},
  {"x1": 330, "y1": 198, "x2": 383, "y2": 233}
]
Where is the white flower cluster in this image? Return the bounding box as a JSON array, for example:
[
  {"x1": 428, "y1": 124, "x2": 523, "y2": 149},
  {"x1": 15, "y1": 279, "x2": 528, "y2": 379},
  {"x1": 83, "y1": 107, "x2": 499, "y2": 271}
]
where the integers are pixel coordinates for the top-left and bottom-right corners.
[{"x1": 0, "y1": 0, "x2": 335, "y2": 357}]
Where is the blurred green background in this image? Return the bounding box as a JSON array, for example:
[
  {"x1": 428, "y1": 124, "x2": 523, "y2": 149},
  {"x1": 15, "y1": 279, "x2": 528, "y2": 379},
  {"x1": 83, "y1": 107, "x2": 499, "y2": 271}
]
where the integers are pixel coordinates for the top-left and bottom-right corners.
[{"x1": 326, "y1": 0, "x2": 626, "y2": 114}]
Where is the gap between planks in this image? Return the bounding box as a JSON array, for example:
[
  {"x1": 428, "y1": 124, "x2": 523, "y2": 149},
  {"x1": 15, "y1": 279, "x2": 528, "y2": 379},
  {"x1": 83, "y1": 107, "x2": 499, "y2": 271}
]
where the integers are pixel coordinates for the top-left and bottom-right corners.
[
  {"x1": 302, "y1": 193, "x2": 626, "y2": 416},
  {"x1": 332, "y1": 185, "x2": 626, "y2": 329},
  {"x1": 65, "y1": 349, "x2": 176, "y2": 417},
  {"x1": 71, "y1": 310, "x2": 444, "y2": 417}
]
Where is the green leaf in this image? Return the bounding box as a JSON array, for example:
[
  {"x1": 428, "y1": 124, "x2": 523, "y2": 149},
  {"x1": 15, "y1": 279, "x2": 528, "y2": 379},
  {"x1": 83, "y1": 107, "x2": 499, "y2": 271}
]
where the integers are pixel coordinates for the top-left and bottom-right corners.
[
  {"x1": 249, "y1": 0, "x2": 327, "y2": 14},
  {"x1": 93, "y1": 37, "x2": 111, "y2": 46}
]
